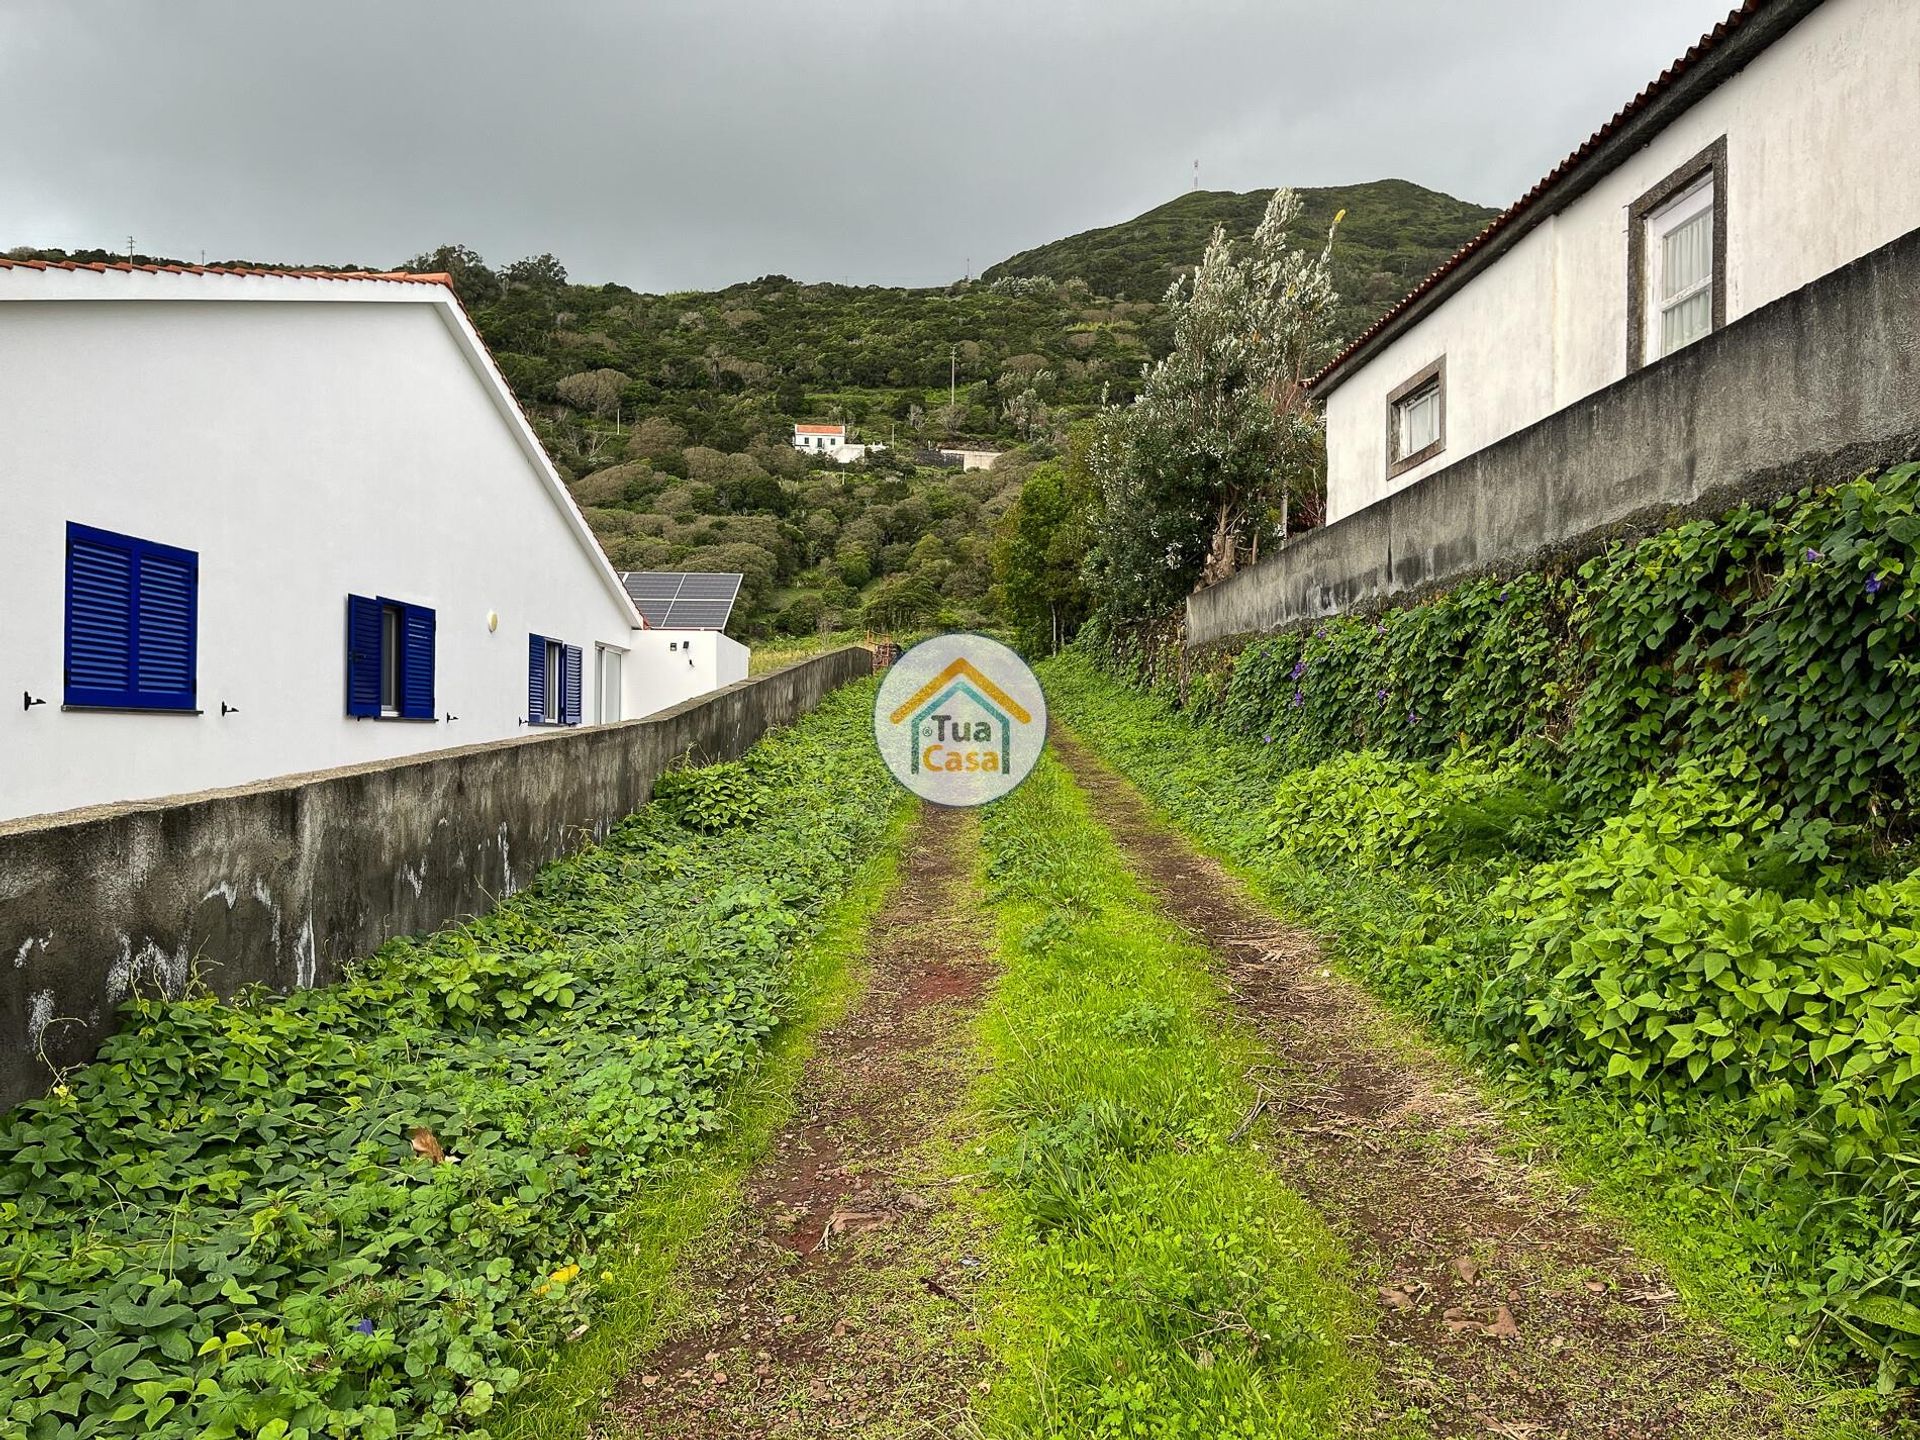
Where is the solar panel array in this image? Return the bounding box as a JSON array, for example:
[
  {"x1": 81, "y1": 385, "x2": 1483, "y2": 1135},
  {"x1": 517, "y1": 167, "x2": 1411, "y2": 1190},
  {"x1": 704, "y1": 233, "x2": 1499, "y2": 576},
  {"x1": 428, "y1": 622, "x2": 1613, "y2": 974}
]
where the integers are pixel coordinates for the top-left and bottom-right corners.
[{"x1": 620, "y1": 571, "x2": 743, "y2": 630}]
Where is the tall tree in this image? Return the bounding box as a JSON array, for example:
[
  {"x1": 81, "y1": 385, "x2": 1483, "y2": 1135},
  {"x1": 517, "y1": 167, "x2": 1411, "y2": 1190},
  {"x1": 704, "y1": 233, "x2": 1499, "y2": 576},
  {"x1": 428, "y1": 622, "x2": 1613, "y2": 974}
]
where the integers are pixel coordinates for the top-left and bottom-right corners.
[
  {"x1": 992, "y1": 450, "x2": 1094, "y2": 654},
  {"x1": 1087, "y1": 189, "x2": 1341, "y2": 624}
]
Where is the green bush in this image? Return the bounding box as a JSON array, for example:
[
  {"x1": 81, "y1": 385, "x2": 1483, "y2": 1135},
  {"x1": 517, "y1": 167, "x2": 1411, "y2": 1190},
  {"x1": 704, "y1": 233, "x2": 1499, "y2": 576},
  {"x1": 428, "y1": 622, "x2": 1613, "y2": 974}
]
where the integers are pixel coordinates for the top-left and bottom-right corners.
[
  {"x1": 648, "y1": 757, "x2": 764, "y2": 832},
  {"x1": 0, "y1": 686, "x2": 896, "y2": 1440},
  {"x1": 1264, "y1": 748, "x2": 1567, "y2": 871}
]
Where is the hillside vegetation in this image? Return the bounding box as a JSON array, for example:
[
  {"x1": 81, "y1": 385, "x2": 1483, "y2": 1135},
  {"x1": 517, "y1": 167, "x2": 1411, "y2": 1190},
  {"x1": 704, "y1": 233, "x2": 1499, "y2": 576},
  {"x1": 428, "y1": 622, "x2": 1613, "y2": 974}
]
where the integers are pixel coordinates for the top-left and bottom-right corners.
[{"x1": 983, "y1": 180, "x2": 1497, "y2": 338}]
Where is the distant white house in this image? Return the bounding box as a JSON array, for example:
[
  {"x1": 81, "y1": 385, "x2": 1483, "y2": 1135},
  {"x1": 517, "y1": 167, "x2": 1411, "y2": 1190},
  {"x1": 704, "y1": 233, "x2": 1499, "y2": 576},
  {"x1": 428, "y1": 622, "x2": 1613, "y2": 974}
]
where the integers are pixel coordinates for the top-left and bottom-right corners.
[
  {"x1": 1312, "y1": 0, "x2": 1920, "y2": 522},
  {"x1": 792, "y1": 422, "x2": 847, "y2": 452},
  {"x1": 792, "y1": 422, "x2": 885, "y2": 464},
  {"x1": 0, "y1": 260, "x2": 742, "y2": 824},
  {"x1": 619, "y1": 571, "x2": 751, "y2": 714}
]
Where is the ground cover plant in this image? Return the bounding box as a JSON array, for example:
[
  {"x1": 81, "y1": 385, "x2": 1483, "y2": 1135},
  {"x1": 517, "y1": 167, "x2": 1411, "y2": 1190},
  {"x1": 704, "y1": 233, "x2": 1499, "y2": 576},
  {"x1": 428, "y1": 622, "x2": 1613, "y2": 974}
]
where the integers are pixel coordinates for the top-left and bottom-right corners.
[
  {"x1": 1045, "y1": 546, "x2": 1920, "y2": 1419},
  {"x1": 971, "y1": 754, "x2": 1387, "y2": 1438},
  {"x1": 0, "y1": 682, "x2": 898, "y2": 1440},
  {"x1": 1172, "y1": 462, "x2": 1920, "y2": 839}
]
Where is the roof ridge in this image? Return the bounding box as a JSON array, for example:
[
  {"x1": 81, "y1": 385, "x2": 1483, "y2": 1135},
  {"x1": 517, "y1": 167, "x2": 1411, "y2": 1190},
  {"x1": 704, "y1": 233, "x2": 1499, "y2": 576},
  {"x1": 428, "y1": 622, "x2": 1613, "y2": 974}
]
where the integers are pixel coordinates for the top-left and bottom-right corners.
[{"x1": 0, "y1": 257, "x2": 451, "y2": 287}]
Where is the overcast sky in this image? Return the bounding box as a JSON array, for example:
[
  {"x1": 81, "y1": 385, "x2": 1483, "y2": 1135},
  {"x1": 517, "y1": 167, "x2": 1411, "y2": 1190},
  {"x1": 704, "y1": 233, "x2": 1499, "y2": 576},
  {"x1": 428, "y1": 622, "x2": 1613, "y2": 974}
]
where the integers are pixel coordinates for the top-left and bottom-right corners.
[{"x1": 1, "y1": 0, "x2": 1741, "y2": 293}]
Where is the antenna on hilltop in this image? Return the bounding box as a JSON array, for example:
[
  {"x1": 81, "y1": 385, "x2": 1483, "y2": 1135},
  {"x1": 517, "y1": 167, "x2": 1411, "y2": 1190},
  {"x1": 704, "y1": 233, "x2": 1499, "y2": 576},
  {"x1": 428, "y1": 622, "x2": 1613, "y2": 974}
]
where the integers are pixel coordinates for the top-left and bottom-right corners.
[{"x1": 1192, "y1": 159, "x2": 1199, "y2": 191}]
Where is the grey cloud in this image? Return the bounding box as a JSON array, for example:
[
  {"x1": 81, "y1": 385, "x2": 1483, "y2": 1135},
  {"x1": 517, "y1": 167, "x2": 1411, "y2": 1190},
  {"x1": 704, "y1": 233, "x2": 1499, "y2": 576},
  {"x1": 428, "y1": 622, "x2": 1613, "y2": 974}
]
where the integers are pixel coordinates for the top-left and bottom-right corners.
[{"x1": 0, "y1": 0, "x2": 1741, "y2": 291}]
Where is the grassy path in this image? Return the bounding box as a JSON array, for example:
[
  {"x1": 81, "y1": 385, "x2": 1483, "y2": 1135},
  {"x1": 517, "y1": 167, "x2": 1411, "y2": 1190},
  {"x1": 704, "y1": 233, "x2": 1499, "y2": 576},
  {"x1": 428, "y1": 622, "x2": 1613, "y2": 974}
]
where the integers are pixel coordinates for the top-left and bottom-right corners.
[
  {"x1": 603, "y1": 802, "x2": 996, "y2": 1438},
  {"x1": 1047, "y1": 725, "x2": 1826, "y2": 1439},
  {"x1": 968, "y1": 755, "x2": 1385, "y2": 1437},
  {"x1": 580, "y1": 715, "x2": 1854, "y2": 1438}
]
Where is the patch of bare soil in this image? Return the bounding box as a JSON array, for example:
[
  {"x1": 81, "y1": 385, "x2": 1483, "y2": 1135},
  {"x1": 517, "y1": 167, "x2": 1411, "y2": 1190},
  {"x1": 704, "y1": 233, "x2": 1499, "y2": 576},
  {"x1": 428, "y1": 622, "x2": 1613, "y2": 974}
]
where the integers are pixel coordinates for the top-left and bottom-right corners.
[
  {"x1": 603, "y1": 803, "x2": 994, "y2": 1439},
  {"x1": 1050, "y1": 729, "x2": 1797, "y2": 1440}
]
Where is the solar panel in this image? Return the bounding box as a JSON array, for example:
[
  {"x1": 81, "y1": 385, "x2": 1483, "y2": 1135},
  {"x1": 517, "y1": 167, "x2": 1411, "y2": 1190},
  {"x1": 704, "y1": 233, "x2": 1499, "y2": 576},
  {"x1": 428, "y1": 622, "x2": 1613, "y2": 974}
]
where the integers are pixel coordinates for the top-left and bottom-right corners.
[{"x1": 619, "y1": 571, "x2": 743, "y2": 630}]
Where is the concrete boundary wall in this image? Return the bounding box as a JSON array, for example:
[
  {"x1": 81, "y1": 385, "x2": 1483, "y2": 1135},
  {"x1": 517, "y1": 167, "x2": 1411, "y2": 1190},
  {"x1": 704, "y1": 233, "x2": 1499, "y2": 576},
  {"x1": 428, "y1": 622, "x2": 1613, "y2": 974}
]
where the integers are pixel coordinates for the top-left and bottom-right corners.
[
  {"x1": 0, "y1": 647, "x2": 872, "y2": 1109},
  {"x1": 1188, "y1": 225, "x2": 1920, "y2": 647}
]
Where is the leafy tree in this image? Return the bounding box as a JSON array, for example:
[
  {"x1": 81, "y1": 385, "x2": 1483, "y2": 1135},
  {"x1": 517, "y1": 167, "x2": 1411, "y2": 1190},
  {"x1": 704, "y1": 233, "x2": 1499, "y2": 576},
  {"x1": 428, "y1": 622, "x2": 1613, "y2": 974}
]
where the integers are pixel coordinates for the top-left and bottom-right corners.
[
  {"x1": 556, "y1": 369, "x2": 630, "y2": 419},
  {"x1": 861, "y1": 572, "x2": 942, "y2": 632},
  {"x1": 403, "y1": 243, "x2": 502, "y2": 305},
  {"x1": 1087, "y1": 189, "x2": 1342, "y2": 625},
  {"x1": 993, "y1": 444, "x2": 1095, "y2": 654}
]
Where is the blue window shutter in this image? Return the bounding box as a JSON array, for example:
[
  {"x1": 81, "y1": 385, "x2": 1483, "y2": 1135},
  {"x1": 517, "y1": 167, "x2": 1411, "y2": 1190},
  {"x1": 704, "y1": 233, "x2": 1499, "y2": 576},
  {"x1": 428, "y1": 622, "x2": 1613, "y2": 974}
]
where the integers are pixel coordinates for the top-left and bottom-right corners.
[
  {"x1": 65, "y1": 522, "x2": 196, "y2": 710},
  {"x1": 400, "y1": 604, "x2": 435, "y2": 719},
  {"x1": 136, "y1": 549, "x2": 196, "y2": 709},
  {"x1": 528, "y1": 633, "x2": 547, "y2": 724},
  {"x1": 562, "y1": 644, "x2": 583, "y2": 726},
  {"x1": 66, "y1": 530, "x2": 134, "y2": 705},
  {"x1": 346, "y1": 595, "x2": 382, "y2": 717}
]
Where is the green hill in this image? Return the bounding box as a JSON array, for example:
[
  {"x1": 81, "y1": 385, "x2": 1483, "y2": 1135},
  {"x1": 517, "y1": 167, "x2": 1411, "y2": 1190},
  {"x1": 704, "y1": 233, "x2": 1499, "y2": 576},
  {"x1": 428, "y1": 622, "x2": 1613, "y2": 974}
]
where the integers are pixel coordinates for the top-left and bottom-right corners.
[{"x1": 982, "y1": 179, "x2": 1497, "y2": 341}]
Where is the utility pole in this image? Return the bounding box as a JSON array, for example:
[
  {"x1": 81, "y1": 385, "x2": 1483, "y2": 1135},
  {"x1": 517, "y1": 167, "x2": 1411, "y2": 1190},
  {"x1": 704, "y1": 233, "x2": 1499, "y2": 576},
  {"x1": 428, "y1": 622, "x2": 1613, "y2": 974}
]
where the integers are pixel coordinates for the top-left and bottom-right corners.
[
  {"x1": 126, "y1": 235, "x2": 135, "y2": 264},
  {"x1": 949, "y1": 344, "x2": 957, "y2": 414}
]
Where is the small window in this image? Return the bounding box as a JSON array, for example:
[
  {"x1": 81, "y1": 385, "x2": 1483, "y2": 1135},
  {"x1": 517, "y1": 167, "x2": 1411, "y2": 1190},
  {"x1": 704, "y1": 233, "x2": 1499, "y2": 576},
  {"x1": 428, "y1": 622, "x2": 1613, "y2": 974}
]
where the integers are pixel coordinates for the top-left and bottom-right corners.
[
  {"x1": 1649, "y1": 182, "x2": 1713, "y2": 358},
  {"x1": 1385, "y1": 358, "x2": 1446, "y2": 479},
  {"x1": 1629, "y1": 137, "x2": 1726, "y2": 369},
  {"x1": 528, "y1": 634, "x2": 583, "y2": 726},
  {"x1": 346, "y1": 594, "x2": 435, "y2": 719},
  {"x1": 64, "y1": 522, "x2": 199, "y2": 712}
]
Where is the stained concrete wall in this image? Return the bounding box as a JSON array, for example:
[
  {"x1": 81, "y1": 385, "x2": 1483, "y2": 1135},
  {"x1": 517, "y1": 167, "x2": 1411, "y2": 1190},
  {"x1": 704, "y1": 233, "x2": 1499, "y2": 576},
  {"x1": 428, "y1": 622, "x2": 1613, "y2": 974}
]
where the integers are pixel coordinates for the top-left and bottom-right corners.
[
  {"x1": 0, "y1": 647, "x2": 871, "y2": 1110},
  {"x1": 1189, "y1": 224, "x2": 1920, "y2": 647}
]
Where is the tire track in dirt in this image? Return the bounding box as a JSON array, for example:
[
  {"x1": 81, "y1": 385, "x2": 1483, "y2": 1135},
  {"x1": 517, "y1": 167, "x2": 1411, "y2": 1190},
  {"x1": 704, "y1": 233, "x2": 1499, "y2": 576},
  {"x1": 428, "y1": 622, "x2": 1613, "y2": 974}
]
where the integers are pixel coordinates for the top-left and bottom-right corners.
[
  {"x1": 1050, "y1": 728, "x2": 1799, "y2": 1440},
  {"x1": 602, "y1": 802, "x2": 993, "y2": 1439}
]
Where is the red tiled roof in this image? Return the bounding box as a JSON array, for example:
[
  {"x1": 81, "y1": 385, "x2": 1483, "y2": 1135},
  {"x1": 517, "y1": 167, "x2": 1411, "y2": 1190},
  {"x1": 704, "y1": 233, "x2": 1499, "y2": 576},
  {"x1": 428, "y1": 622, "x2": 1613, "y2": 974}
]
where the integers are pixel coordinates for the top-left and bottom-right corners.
[
  {"x1": 1308, "y1": 0, "x2": 1811, "y2": 395},
  {"x1": 0, "y1": 257, "x2": 452, "y2": 287},
  {"x1": 794, "y1": 423, "x2": 846, "y2": 433}
]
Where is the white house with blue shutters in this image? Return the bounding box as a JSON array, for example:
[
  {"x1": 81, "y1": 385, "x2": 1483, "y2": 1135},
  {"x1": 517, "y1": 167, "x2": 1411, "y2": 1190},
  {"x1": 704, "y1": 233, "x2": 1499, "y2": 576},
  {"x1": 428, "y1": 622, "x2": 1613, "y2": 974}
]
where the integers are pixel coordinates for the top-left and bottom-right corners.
[{"x1": 0, "y1": 260, "x2": 656, "y2": 824}]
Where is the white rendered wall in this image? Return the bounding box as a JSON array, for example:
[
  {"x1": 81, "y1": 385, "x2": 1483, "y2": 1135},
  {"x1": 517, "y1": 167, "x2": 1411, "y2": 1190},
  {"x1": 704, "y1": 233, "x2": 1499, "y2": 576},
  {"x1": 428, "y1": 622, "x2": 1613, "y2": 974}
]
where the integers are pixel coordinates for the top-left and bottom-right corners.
[
  {"x1": 1324, "y1": 0, "x2": 1920, "y2": 521},
  {"x1": 1, "y1": 294, "x2": 643, "y2": 822},
  {"x1": 628, "y1": 631, "x2": 751, "y2": 718}
]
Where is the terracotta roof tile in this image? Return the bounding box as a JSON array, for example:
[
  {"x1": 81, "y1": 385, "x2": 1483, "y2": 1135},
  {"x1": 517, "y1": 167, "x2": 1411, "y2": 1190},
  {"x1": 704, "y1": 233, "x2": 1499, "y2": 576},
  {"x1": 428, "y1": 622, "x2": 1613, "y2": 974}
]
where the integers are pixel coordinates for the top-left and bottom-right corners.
[{"x1": 0, "y1": 257, "x2": 451, "y2": 287}]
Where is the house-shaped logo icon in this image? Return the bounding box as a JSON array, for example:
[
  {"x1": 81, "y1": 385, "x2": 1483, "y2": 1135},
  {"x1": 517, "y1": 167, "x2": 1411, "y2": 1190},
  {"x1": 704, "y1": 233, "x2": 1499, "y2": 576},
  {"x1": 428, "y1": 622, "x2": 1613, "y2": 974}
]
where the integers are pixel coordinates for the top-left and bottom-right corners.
[
  {"x1": 872, "y1": 638, "x2": 1046, "y2": 806},
  {"x1": 888, "y1": 658, "x2": 1033, "y2": 774}
]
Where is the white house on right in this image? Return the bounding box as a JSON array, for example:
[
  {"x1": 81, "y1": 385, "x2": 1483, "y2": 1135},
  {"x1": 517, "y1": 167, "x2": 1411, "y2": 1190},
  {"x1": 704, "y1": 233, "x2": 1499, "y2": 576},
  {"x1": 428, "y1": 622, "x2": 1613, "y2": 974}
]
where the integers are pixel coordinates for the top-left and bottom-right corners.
[{"x1": 1312, "y1": 0, "x2": 1920, "y2": 523}]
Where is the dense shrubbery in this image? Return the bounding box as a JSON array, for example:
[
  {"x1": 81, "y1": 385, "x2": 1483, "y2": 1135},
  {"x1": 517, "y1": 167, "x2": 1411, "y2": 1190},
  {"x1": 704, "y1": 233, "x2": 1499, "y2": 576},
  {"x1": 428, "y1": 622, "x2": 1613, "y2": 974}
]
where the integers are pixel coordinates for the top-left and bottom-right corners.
[
  {"x1": 0, "y1": 686, "x2": 896, "y2": 1440},
  {"x1": 1050, "y1": 462, "x2": 1920, "y2": 1392},
  {"x1": 1185, "y1": 463, "x2": 1920, "y2": 838}
]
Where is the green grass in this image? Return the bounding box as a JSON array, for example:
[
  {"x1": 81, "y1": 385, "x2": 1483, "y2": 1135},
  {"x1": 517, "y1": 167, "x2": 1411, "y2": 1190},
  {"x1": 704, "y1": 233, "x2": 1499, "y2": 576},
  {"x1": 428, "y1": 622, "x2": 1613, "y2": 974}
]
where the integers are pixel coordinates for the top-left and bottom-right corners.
[
  {"x1": 495, "y1": 798, "x2": 915, "y2": 1440},
  {"x1": 968, "y1": 754, "x2": 1398, "y2": 1439},
  {"x1": 1038, "y1": 652, "x2": 1902, "y2": 1436}
]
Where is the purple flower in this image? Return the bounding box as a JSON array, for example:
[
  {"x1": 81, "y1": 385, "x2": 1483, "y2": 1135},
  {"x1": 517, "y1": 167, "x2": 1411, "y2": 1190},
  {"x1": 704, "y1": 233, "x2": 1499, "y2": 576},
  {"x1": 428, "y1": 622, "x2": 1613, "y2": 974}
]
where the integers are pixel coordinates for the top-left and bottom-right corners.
[
  {"x1": 1407, "y1": 710, "x2": 1419, "y2": 724},
  {"x1": 1376, "y1": 688, "x2": 1389, "y2": 703},
  {"x1": 356, "y1": 1318, "x2": 375, "y2": 1335},
  {"x1": 1262, "y1": 733, "x2": 1273, "y2": 744},
  {"x1": 1292, "y1": 689, "x2": 1305, "y2": 707},
  {"x1": 1804, "y1": 547, "x2": 1823, "y2": 563},
  {"x1": 1866, "y1": 573, "x2": 1884, "y2": 594},
  {"x1": 1497, "y1": 589, "x2": 1508, "y2": 603},
  {"x1": 1289, "y1": 659, "x2": 1308, "y2": 680}
]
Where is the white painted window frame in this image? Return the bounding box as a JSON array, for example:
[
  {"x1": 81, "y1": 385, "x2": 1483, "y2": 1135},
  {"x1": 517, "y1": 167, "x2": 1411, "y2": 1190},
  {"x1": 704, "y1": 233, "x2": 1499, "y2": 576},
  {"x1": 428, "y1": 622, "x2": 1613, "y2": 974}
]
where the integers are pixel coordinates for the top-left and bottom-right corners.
[{"x1": 1646, "y1": 176, "x2": 1716, "y2": 362}]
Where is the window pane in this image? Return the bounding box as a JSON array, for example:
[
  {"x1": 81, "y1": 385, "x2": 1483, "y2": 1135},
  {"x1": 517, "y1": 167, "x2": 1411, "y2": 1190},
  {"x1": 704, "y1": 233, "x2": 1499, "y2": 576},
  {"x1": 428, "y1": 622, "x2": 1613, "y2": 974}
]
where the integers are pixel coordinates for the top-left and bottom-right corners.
[
  {"x1": 381, "y1": 606, "x2": 400, "y2": 711},
  {"x1": 1661, "y1": 208, "x2": 1711, "y2": 300},
  {"x1": 1399, "y1": 386, "x2": 1438, "y2": 456},
  {"x1": 545, "y1": 643, "x2": 561, "y2": 723},
  {"x1": 1661, "y1": 289, "x2": 1712, "y2": 355}
]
